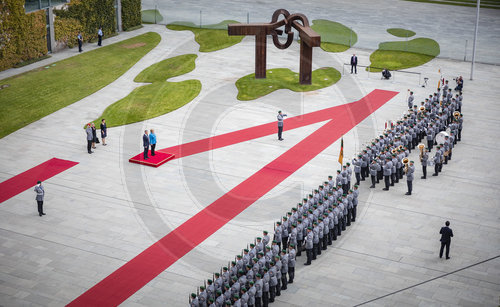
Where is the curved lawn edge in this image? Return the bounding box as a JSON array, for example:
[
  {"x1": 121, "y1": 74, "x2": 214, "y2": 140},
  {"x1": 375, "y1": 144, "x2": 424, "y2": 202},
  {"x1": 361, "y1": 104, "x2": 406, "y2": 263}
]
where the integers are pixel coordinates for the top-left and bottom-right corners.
[
  {"x1": 236, "y1": 67, "x2": 341, "y2": 101},
  {"x1": 0, "y1": 32, "x2": 161, "y2": 139}
]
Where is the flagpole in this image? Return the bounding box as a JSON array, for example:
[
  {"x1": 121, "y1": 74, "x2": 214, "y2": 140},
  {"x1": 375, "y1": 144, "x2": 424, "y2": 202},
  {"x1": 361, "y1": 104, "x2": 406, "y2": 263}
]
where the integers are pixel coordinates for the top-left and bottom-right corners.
[{"x1": 470, "y1": 0, "x2": 480, "y2": 80}]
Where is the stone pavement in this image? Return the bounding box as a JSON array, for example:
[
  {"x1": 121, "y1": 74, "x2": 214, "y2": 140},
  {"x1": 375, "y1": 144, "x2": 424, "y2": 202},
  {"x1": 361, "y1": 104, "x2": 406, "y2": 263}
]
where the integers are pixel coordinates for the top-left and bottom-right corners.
[
  {"x1": 0, "y1": 22, "x2": 500, "y2": 306},
  {"x1": 143, "y1": 0, "x2": 500, "y2": 65}
]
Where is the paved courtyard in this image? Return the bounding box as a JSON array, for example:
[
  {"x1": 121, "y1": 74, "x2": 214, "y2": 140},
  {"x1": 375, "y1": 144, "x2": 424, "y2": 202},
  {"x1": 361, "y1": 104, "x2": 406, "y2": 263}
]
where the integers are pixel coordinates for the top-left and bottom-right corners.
[{"x1": 0, "y1": 14, "x2": 500, "y2": 307}]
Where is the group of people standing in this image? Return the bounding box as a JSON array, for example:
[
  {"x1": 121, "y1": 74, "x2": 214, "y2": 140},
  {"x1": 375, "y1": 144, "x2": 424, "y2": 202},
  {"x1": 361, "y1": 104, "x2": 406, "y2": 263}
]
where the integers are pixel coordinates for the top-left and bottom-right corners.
[
  {"x1": 142, "y1": 129, "x2": 157, "y2": 159},
  {"x1": 350, "y1": 83, "x2": 464, "y2": 195},
  {"x1": 85, "y1": 119, "x2": 107, "y2": 154},
  {"x1": 77, "y1": 27, "x2": 103, "y2": 53},
  {"x1": 189, "y1": 178, "x2": 360, "y2": 307}
]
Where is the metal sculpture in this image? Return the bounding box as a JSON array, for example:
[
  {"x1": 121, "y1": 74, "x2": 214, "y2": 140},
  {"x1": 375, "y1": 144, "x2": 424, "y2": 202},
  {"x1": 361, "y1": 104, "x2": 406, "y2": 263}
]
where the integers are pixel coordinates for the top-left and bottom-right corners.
[{"x1": 228, "y1": 9, "x2": 320, "y2": 85}]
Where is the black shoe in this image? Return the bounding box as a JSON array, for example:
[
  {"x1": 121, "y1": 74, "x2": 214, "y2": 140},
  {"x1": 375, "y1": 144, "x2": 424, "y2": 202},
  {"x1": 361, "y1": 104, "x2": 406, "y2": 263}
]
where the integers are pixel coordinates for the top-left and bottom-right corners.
[
  {"x1": 279, "y1": 138, "x2": 284, "y2": 141},
  {"x1": 446, "y1": 257, "x2": 450, "y2": 259},
  {"x1": 421, "y1": 176, "x2": 426, "y2": 179},
  {"x1": 304, "y1": 262, "x2": 311, "y2": 265},
  {"x1": 288, "y1": 280, "x2": 293, "y2": 284},
  {"x1": 352, "y1": 219, "x2": 355, "y2": 222},
  {"x1": 405, "y1": 192, "x2": 411, "y2": 195},
  {"x1": 383, "y1": 188, "x2": 389, "y2": 191},
  {"x1": 370, "y1": 185, "x2": 375, "y2": 188},
  {"x1": 39, "y1": 213, "x2": 42, "y2": 217},
  {"x1": 432, "y1": 173, "x2": 438, "y2": 176},
  {"x1": 42, "y1": 213, "x2": 46, "y2": 215},
  {"x1": 390, "y1": 184, "x2": 394, "y2": 186}
]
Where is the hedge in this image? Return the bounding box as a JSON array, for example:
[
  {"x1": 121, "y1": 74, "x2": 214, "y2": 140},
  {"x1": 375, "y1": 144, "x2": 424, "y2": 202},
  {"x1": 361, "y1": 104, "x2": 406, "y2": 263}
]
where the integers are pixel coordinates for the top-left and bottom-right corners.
[
  {"x1": 121, "y1": 0, "x2": 142, "y2": 31},
  {"x1": 53, "y1": 0, "x2": 116, "y2": 43},
  {"x1": 0, "y1": 0, "x2": 48, "y2": 71}
]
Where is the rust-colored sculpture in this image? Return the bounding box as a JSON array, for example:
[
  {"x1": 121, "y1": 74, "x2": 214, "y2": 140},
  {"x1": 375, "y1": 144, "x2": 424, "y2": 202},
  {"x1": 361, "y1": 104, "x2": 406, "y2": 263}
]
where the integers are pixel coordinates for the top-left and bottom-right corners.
[{"x1": 228, "y1": 9, "x2": 320, "y2": 85}]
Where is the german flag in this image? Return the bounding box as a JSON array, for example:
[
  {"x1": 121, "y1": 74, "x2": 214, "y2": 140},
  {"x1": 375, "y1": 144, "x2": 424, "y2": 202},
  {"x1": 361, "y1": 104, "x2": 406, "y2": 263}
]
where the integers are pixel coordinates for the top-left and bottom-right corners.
[{"x1": 338, "y1": 137, "x2": 343, "y2": 165}]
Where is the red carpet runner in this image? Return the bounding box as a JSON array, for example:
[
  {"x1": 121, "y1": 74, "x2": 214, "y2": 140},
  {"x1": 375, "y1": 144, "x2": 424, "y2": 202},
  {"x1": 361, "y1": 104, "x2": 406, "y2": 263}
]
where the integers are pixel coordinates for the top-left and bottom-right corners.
[
  {"x1": 0, "y1": 158, "x2": 79, "y2": 204},
  {"x1": 69, "y1": 89, "x2": 398, "y2": 306}
]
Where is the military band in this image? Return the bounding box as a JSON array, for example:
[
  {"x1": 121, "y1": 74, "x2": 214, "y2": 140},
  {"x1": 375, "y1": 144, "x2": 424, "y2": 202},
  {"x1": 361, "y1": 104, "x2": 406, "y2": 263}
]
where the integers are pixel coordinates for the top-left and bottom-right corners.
[{"x1": 190, "y1": 80, "x2": 464, "y2": 306}]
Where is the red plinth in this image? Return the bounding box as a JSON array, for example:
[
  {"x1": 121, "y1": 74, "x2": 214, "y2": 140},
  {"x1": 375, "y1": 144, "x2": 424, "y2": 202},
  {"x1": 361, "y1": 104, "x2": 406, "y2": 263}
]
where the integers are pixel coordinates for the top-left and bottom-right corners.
[{"x1": 129, "y1": 151, "x2": 175, "y2": 167}]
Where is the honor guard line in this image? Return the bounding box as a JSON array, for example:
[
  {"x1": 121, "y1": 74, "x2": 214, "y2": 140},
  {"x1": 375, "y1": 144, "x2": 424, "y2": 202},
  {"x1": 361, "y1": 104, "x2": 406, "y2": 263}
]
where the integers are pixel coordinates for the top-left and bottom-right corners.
[{"x1": 70, "y1": 89, "x2": 398, "y2": 306}]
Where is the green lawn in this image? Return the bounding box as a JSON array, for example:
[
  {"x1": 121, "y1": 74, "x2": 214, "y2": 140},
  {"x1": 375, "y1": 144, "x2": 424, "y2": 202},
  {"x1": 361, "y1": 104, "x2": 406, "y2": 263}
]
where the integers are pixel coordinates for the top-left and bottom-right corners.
[
  {"x1": 92, "y1": 54, "x2": 201, "y2": 127},
  {"x1": 0, "y1": 32, "x2": 161, "y2": 139},
  {"x1": 166, "y1": 20, "x2": 244, "y2": 52},
  {"x1": 141, "y1": 9, "x2": 163, "y2": 24},
  {"x1": 236, "y1": 67, "x2": 341, "y2": 101},
  {"x1": 311, "y1": 19, "x2": 357, "y2": 52},
  {"x1": 387, "y1": 28, "x2": 416, "y2": 38},
  {"x1": 368, "y1": 38, "x2": 440, "y2": 72}
]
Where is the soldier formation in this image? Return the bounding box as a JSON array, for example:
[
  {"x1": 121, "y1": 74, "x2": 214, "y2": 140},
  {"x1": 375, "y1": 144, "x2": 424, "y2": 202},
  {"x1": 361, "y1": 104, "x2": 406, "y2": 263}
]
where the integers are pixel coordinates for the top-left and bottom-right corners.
[
  {"x1": 351, "y1": 85, "x2": 463, "y2": 195},
  {"x1": 189, "y1": 81, "x2": 464, "y2": 306},
  {"x1": 189, "y1": 177, "x2": 360, "y2": 306}
]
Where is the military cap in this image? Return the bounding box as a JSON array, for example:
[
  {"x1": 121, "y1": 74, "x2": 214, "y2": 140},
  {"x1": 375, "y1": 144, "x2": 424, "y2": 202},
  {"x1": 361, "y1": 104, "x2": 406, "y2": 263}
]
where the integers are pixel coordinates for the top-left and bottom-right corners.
[{"x1": 200, "y1": 286, "x2": 205, "y2": 290}]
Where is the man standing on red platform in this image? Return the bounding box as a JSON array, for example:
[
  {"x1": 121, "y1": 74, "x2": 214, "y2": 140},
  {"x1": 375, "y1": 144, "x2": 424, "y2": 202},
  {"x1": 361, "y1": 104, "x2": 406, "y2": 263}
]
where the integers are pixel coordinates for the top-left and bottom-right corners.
[
  {"x1": 350, "y1": 54, "x2": 358, "y2": 74},
  {"x1": 142, "y1": 130, "x2": 149, "y2": 160}
]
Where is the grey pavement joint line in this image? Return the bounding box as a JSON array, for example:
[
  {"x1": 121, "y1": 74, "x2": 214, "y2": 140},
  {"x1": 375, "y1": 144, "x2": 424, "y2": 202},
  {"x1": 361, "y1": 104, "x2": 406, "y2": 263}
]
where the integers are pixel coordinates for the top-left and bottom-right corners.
[
  {"x1": 353, "y1": 254, "x2": 500, "y2": 306},
  {"x1": 366, "y1": 200, "x2": 500, "y2": 231}
]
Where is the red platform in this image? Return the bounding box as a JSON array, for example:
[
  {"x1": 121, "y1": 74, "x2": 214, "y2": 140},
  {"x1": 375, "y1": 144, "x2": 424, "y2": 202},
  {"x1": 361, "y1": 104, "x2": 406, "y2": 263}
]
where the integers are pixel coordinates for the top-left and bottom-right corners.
[{"x1": 129, "y1": 151, "x2": 175, "y2": 167}]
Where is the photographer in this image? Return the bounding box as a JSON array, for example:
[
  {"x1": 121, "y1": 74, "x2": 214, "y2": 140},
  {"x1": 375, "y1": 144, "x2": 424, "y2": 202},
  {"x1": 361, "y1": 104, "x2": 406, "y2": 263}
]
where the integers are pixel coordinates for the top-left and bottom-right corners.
[
  {"x1": 382, "y1": 68, "x2": 391, "y2": 80},
  {"x1": 454, "y1": 76, "x2": 463, "y2": 91}
]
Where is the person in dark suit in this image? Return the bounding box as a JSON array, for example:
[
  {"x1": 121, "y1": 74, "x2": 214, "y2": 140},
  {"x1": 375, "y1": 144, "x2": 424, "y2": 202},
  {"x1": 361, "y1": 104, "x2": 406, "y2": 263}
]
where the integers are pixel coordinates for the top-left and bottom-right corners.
[
  {"x1": 439, "y1": 221, "x2": 453, "y2": 259},
  {"x1": 143, "y1": 130, "x2": 149, "y2": 159},
  {"x1": 100, "y1": 119, "x2": 107, "y2": 146},
  {"x1": 77, "y1": 32, "x2": 83, "y2": 52},
  {"x1": 350, "y1": 54, "x2": 358, "y2": 74},
  {"x1": 97, "y1": 27, "x2": 103, "y2": 46}
]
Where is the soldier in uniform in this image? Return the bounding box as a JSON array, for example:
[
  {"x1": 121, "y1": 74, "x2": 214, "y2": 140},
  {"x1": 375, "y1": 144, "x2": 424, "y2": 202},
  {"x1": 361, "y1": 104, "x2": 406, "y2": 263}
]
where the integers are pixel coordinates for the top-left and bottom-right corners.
[
  {"x1": 304, "y1": 227, "x2": 313, "y2": 265},
  {"x1": 262, "y1": 231, "x2": 270, "y2": 248},
  {"x1": 369, "y1": 159, "x2": 378, "y2": 188},
  {"x1": 281, "y1": 217, "x2": 289, "y2": 249},
  {"x1": 287, "y1": 244, "x2": 296, "y2": 283},
  {"x1": 268, "y1": 262, "x2": 277, "y2": 302},
  {"x1": 254, "y1": 274, "x2": 263, "y2": 307},
  {"x1": 432, "y1": 148, "x2": 441, "y2": 176},
  {"x1": 346, "y1": 162, "x2": 352, "y2": 190},
  {"x1": 274, "y1": 222, "x2": 282, "y2": 250},
  {"x1": 421, "y1": 148, "x2": 428, "y2": 179},
  {"x1": 199, "y1": 286, "x2": 207, "y2": 306},
  {"x1": 405, "y1": 161, "x2": 415, "y2": 195},
  {"x1": 383, "y1": 157, "x2": 392, "y2": 191},
  {"x1": 353, "y1": 156, "x2": 362, "y2": 185},
  {"x1": 262, "y1": 268, "x2": 270, "y2": 307},
  {"x1": 408, "y1": 91, "x2": 414, "y2": 109}
]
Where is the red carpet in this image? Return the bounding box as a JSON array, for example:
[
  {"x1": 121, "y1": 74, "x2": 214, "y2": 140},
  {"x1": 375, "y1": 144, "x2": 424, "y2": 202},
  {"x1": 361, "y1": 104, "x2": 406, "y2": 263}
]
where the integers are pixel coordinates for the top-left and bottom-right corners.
[
  {"x1": 0, "y1": 158, "x2": 79, "y2": 204},
  {"x1": 129, "y1": 151, "x2": 175, "y2": 167},
  {"x1": 69, "y1": 90, "x2": 398, "y2": 306}
]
